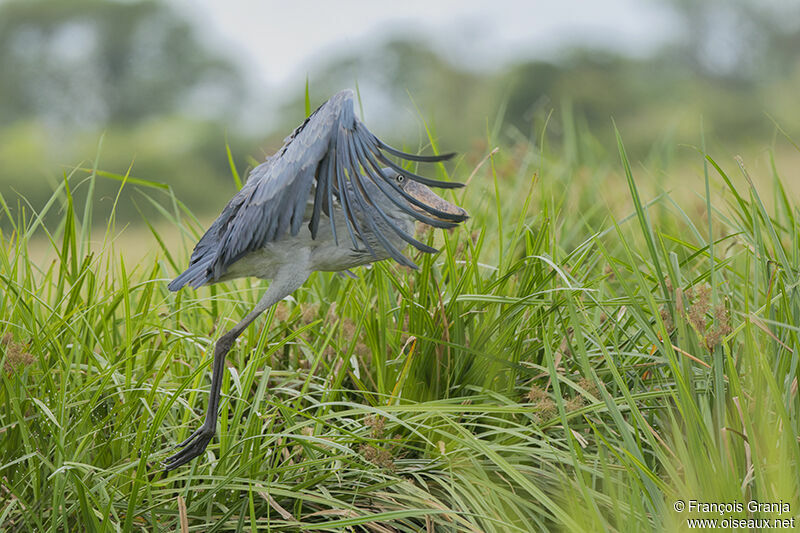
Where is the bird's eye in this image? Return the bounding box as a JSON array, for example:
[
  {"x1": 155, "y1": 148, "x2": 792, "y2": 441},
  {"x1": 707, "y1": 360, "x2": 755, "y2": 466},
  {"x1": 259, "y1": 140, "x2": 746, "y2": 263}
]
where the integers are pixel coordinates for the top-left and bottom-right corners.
[{"x1": 396, "y1": 174, "x2": 405, "y2": 183}]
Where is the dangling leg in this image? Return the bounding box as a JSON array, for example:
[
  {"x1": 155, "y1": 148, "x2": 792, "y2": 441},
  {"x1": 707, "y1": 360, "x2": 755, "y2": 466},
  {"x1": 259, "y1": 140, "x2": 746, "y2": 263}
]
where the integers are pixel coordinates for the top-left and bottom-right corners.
[{"x1": 163, "y1": 268, "x2": 309, "y2": 471}]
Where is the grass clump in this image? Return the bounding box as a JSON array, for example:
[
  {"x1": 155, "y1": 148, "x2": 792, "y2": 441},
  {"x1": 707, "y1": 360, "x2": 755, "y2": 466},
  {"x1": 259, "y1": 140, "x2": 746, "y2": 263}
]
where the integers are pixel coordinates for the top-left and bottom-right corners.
[{"x1": 0, "y1": 121, "x2": 798, "y2": 531}]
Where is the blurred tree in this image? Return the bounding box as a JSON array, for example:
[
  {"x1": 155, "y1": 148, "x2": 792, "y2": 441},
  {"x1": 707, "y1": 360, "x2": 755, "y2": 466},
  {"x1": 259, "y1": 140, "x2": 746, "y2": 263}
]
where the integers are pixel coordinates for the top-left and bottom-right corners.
[
  {"x1": 0, "y1": 0, "x2": 255, "y2": 230},
  {"x1": 663, "y1": 0, "x2": 800, "y2": 80},
  {"x1": 0, "y1": 0, "x2": 245, "y2": 127},
  {"x1": 288, "y1": 23, "x2": 800, "y2": 164}
]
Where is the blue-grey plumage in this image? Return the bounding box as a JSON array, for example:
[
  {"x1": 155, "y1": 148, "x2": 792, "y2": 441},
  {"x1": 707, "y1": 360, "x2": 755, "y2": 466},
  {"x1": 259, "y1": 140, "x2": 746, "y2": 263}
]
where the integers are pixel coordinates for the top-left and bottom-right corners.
[
  {"x1": 168, "y1": 89, "x2": 466, "y2": 291},
  {"x1": 162, "y1": 89, "x2": 468, "y2": 471}
]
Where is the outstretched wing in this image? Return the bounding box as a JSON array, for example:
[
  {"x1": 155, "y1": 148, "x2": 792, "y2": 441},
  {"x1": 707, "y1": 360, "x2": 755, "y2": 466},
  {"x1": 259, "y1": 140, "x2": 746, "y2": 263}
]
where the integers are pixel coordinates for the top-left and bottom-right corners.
[{"x1": 169, "y1": 89, "x2": 465, "y2": 290}]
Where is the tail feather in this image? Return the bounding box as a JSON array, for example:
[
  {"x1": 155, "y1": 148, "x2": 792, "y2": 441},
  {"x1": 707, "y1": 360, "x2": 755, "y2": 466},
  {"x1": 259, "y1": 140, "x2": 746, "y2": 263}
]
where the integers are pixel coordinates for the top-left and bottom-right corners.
[{"x1": 168, "y1": 259, "x2": 213, "y2": 291}]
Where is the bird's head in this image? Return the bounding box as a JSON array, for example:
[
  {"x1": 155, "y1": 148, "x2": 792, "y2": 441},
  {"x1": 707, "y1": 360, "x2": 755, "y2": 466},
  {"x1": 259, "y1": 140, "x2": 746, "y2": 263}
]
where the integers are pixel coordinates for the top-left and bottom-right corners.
[{"x1": 381, "y1": 168, "x2": 469, "y2": 224}]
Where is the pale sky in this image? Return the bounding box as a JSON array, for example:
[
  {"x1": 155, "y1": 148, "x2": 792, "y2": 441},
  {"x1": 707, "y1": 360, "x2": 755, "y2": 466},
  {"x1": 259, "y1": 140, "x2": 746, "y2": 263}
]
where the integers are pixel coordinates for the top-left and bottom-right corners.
[{"x1": 174, "y1": 0, "x2": 681, "y2": 89}]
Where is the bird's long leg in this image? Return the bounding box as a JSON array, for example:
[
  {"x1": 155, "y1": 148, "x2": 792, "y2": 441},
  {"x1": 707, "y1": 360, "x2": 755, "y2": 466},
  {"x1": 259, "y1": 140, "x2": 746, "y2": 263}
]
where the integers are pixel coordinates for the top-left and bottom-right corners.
[{"x1": 163, "y1": 267, "x2": 310, "y2": 471}]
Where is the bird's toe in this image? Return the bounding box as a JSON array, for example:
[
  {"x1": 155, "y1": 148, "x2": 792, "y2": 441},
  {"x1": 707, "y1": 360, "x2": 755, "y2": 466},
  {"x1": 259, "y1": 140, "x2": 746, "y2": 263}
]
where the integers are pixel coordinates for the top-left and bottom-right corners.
[{"x1": 163, "y1": 426, "x2": 215, "y2": 471}]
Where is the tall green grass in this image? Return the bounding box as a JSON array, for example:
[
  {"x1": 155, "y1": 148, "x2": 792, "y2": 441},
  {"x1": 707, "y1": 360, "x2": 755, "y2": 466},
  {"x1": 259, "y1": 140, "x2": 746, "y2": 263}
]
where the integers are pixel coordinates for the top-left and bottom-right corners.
[{"x1": 1, "y1": 121, "x2": 798, "y2": 531}]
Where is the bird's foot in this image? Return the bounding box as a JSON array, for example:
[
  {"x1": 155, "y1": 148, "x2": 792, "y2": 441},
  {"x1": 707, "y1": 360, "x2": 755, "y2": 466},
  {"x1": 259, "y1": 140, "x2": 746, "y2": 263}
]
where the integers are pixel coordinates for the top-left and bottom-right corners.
[{"x1": 163, "y1": 424, "x2": 215, "y2": 471}]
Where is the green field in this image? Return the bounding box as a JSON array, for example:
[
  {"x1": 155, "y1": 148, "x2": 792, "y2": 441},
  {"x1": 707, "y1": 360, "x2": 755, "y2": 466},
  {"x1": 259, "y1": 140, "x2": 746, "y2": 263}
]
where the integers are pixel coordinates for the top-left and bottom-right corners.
[{"x1": 2, "y1": 124, "x2": 799, "y2": 531}]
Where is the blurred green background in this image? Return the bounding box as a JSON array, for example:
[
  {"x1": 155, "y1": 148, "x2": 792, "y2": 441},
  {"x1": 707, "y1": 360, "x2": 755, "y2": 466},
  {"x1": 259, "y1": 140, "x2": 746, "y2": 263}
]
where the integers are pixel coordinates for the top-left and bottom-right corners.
[{"x1": 2, "y1": 0, "x2": 799, "y2": 235}]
